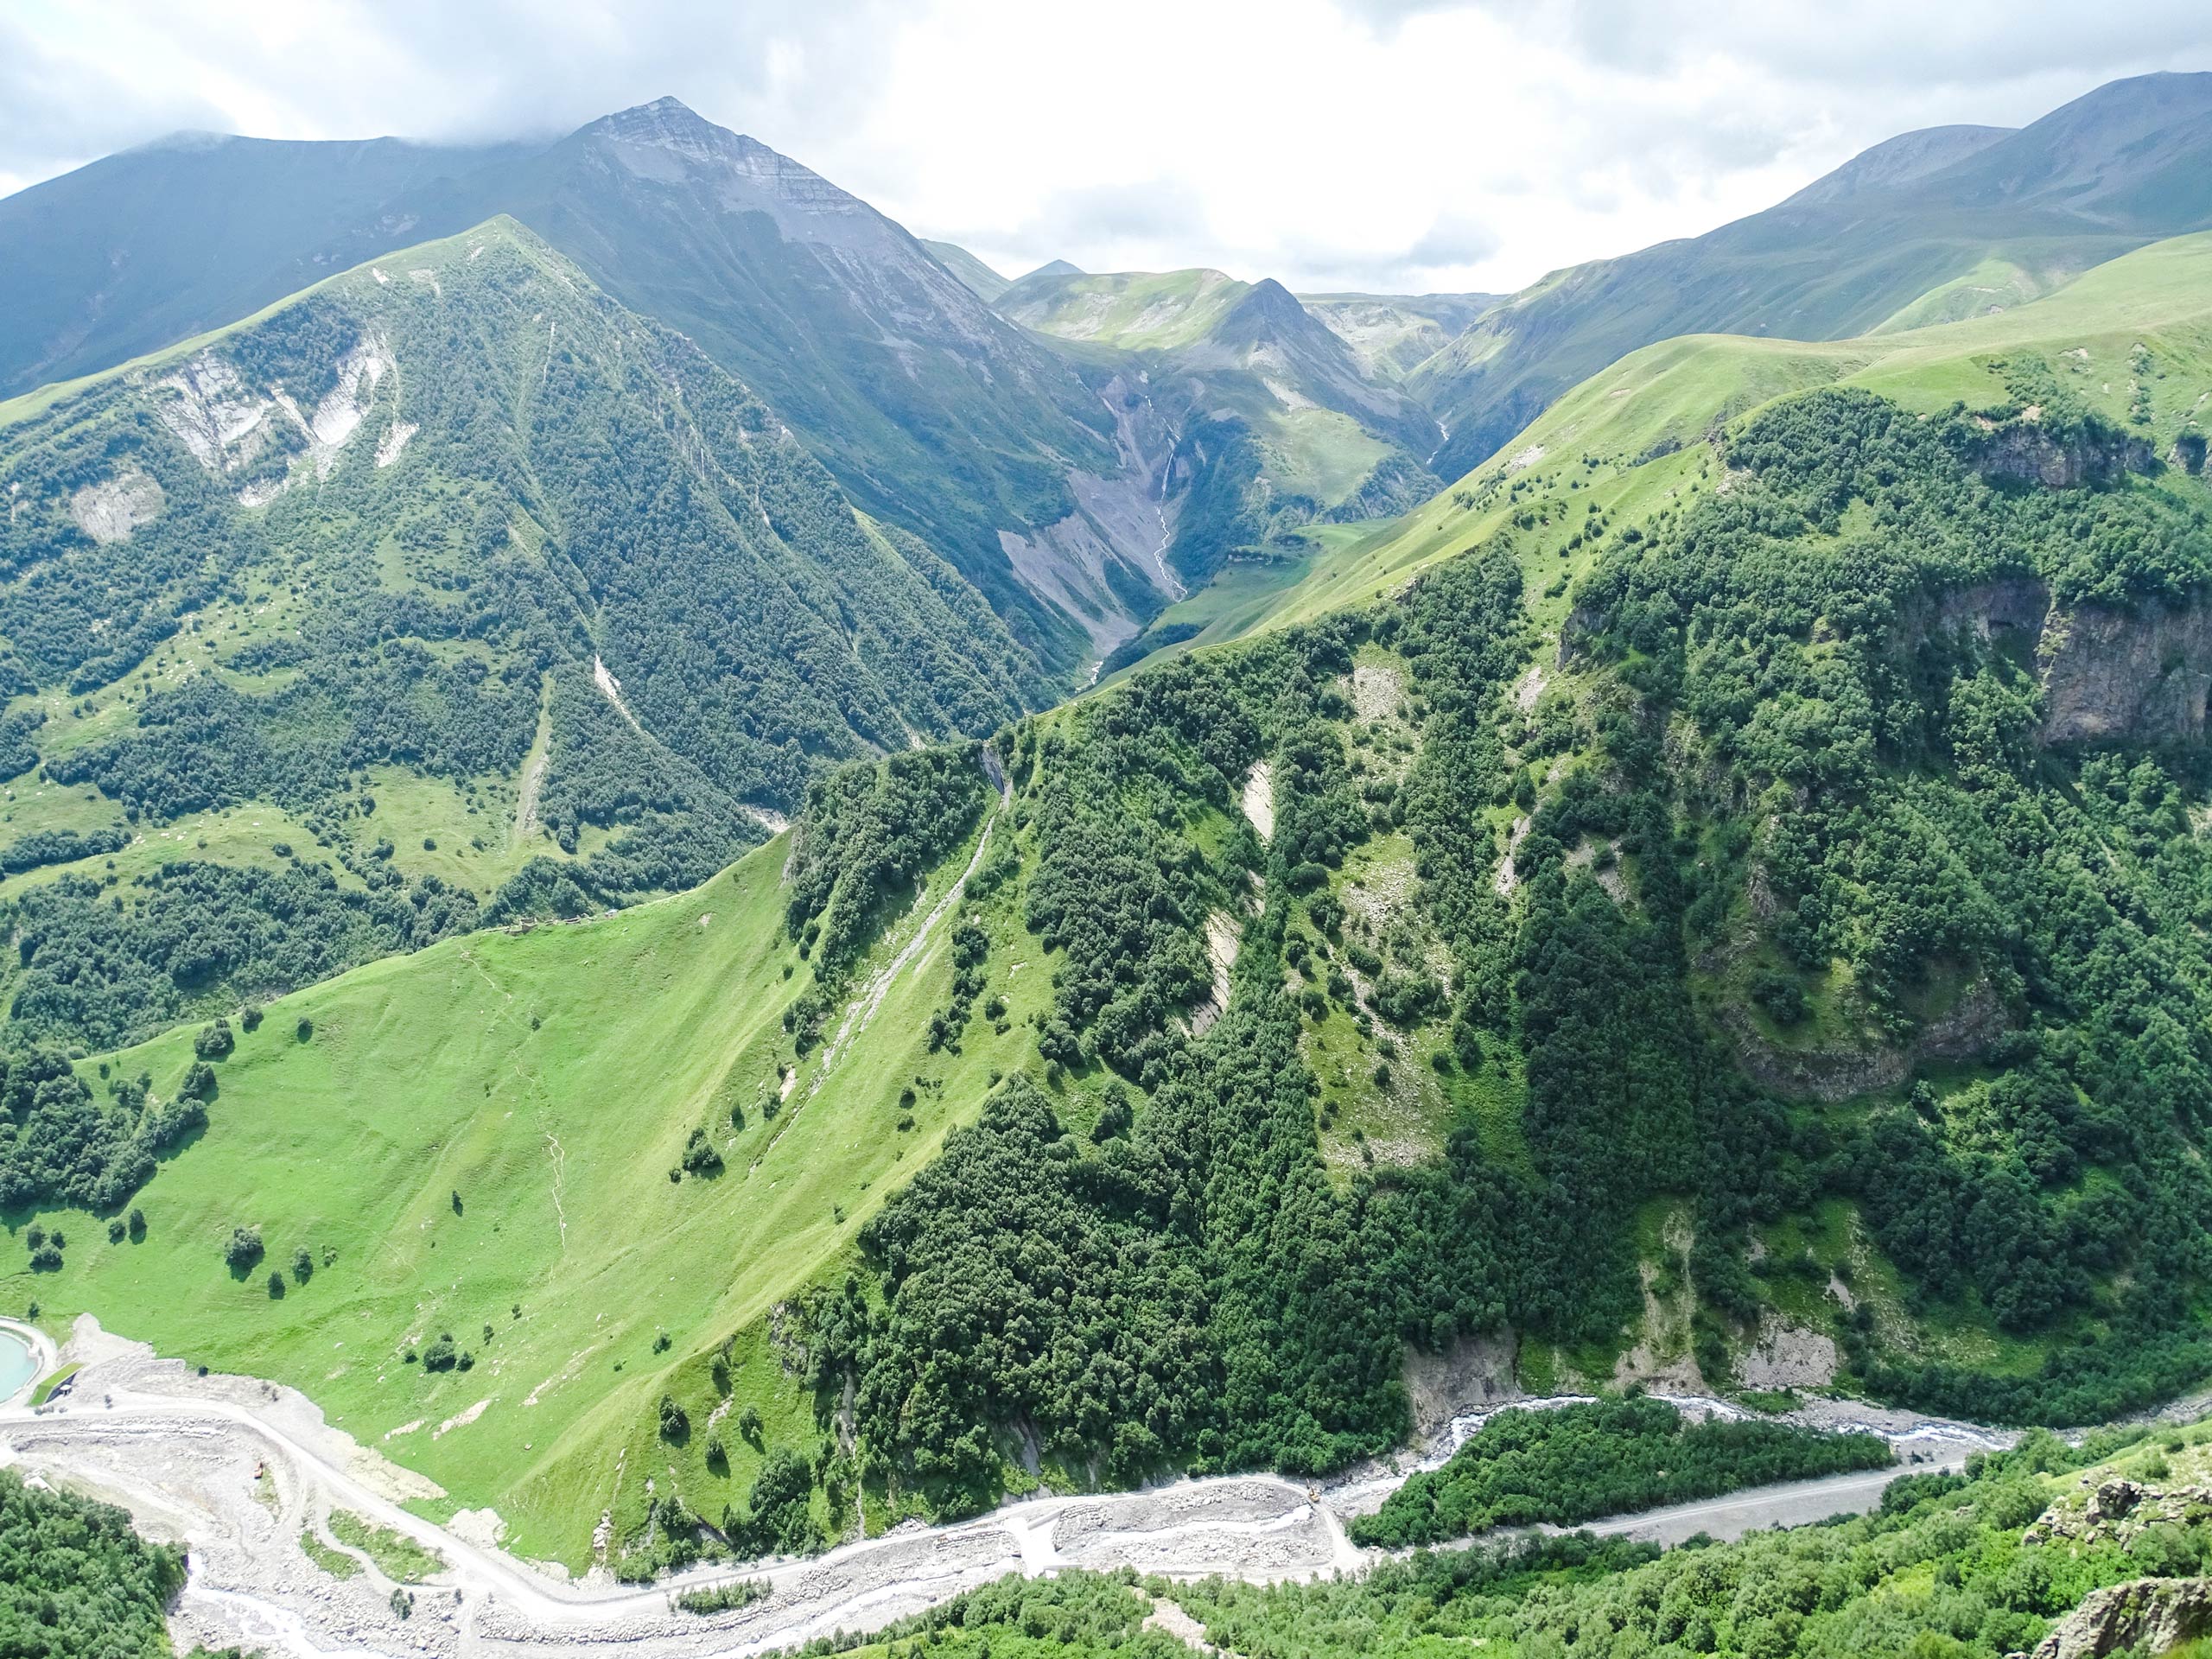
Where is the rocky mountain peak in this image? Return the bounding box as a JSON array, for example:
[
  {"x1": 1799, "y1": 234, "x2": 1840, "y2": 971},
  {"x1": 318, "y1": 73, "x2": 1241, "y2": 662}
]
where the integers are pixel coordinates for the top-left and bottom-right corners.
[{"x1": 582, "y1": 99, "x2": 830, "y2": 192}]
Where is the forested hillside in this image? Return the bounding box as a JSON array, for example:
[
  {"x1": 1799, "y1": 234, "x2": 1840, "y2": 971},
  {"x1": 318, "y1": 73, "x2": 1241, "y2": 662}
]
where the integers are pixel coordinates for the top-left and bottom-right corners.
[
  {"x1": 778, "y1": 238, "x2": 2212, "y2": 1528},
  {"x1": 0, "y1": 1468, "x2": 187, "y2": 1658},
  {"x1": 0, "y1": 216, "x2": 1033, "y2": 1054},
  {"x1": 28, "y1": 281, "x2": 2212, "y2": 1564},
  {"x1": 8, "y1": 194, "x2": 2212, "y2": 1601}
]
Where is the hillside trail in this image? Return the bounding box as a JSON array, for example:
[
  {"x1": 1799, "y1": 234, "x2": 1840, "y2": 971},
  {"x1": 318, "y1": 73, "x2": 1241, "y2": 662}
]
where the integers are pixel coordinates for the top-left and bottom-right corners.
[{"x1": 0, "y1": 1318, "x2": 2056, "y2": 1659}]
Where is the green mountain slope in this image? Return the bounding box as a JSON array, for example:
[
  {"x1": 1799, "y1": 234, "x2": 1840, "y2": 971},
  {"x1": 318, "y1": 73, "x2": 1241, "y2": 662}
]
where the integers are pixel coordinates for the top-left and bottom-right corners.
[
  {"x1": 996, "y1": 266, "x2": 1262, "y2": 351},
  {"x1": 3, "y1": 752, "x2": 1045, "y2": 1566},
  {"x1": 995, "y1": 267, "x2": 1443, "y2": 594},
  {"x1": 0, "y1": 216, "x2": 1038, "y2": 1052},
  {"x1": 922, "y1": 240, "x2": 1013, "y2": 303},
  {"x1": 18, "y1": 225, "x2": 2212, "y2": 1561},
  {"x1": 481, "y1": 102, "x2": 1158, "y2": 667},
  {"x1": 1411, "y1": 72, "x2": 2212, "y2": 479},
  {"x1": 1298, "y1": 290, "x2": 1501, "y2": 381},
  {"x1": 1128, "y1": 228, "x2": 2212, "y2": 669},
  {"x1": 0, "y1": 104, "x2": 1178, "y2": 677}
]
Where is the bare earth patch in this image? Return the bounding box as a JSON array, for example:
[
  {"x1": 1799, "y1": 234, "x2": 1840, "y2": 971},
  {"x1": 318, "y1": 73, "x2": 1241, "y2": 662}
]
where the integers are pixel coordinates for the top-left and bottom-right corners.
[
  {"x1": 1241, "y1": 761, "x2": 1274, "y2": 842},
  {"x1": 1346, "y1": 662, "x2": 1404, "y2": 723}
]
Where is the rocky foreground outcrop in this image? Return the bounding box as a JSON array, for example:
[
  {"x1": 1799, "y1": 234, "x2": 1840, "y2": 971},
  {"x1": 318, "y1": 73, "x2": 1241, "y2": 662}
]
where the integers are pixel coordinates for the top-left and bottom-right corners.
[{"x1": 2027, "y1": 1576, "x2": 2212, "y2": 1658}]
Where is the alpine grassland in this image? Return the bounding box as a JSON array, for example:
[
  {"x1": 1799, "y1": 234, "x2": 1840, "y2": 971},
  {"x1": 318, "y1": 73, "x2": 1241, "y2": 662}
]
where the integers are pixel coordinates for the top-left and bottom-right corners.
[{"x1": 1, "y1": 776, "x2": 1058, "y2": 1567}]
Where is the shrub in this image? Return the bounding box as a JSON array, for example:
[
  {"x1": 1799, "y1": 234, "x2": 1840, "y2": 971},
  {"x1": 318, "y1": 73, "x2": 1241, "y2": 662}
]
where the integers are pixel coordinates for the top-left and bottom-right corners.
[
  {"x1": 681, "y1": 1128, "x2": 723, "y2": 1176},
  {"x1": 193, "y1": 1019, "x2": 235, "y2": 1061},
  {"x1": 224, "y1": 1227, "x2": 264, "y2": 1271},
  {"x1": 731, "y1": 1446, "x2": 814, "y2": 1554},
  {"x1": 1751, "y1": 969, "x2": 1808, "y2": 1026},
  {"x1": 659, "y1": 1395, "x2": 690, "y2": 1440},
  {"x1": 674, "y1": 1577, "x2": 767, "y2": 1614},
  {"x1": 422, "y1": 1334, "x2": 456, "y2": 1372}
]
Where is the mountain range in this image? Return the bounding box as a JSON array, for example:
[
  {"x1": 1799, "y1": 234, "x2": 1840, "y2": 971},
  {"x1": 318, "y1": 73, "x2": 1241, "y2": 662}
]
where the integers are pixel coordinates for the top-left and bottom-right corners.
[
  {"x1": 5, "y1": 63, "x2": 2212, "y2": 1633},
  {"x1": 0, "y1": 100, "x2": 1169, "y2": 677},
  {"x1": 1412, "y1": 70, "x2": 2212, "y2": 475}
]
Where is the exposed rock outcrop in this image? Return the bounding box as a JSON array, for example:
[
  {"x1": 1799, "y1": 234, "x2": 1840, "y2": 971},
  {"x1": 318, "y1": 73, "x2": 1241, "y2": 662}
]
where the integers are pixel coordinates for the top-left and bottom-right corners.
[
  {"x1": 1725, "y1": 979, "x2": 2009, "y2": 1103},
  {"x1": 2029, "y1": 1576, "x2": 2212, "y2": 1659},
  {"x1": 2038, "y1": 598, "x2": 2212, "y2": 745},
  {"x1": 1926, "y1": 575, "x2": 2212, "y2": 747},
  {"x1": 1971, "y1": 420, "x2": 2153, "y2": 488},
  {"x1": 1733, "y1": 1315, "x2": 1840, "y2": 1390},
  {"x1": 68, "y1": 469, "x2": 164, "y2": 543},
  {"x1": 2022, "y1": 1458, "x2": 2212, "y2": 1550},
  {"x1": 1402, "y1": 1332, "x2": 1522, "y2": 1437}
]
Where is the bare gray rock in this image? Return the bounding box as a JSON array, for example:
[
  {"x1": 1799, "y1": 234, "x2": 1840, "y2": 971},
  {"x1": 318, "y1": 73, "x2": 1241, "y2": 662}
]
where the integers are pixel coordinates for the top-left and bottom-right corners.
[
  {"x1": 1722, "y1": 979, "x2": 2008, "y2": 1103},
  {"x1": 2031, "y1": 1576, "x2": 2212, "y2": 1659},
  {"x1": 2037, "y1": 598, "x2": 2212, "y2": 746},
  {"x1": 1921, "y1": 575, "x2": 2212, "y2": 748},
  {"x1": 68, "y1": 470, "x2": 164, "y2": 543}
]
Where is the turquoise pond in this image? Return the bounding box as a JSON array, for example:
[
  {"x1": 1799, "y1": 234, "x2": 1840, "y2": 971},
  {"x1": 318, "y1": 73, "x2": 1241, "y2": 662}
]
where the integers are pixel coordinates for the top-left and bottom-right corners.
[{"x1": 0, "y1": 1327, "x2": 35, "y2": 1399}]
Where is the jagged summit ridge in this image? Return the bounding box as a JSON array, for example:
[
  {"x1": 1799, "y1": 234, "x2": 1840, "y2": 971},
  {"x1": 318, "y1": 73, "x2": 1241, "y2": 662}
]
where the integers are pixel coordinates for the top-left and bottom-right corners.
[{"x1": 576, "y1": 97, "x2": 886, "y2": 243}]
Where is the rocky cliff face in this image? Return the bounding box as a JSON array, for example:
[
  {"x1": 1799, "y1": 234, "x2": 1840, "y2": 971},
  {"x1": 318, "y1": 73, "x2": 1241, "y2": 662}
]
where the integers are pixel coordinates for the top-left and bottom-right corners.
[
  {"x1": 1971, "y1": 420, "x2": 2154, "y2": 487},
  {"x1": 2030, "y1": 1576, "x2": 2212, "y2": 1659},
  {"x1": 1722, "y1": 979, "x2": 2010, "y2": 1103},
  {"x1": 2038, "y1": 597, "x2": 2212, "y2": 744},
  {"x1": 1927, "y1": 576, "x2": 2212, "y2": 746}
]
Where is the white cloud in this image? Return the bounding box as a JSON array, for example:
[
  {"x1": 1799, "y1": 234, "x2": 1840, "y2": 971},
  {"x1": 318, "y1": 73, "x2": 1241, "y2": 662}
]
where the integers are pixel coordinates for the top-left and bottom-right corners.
[{"x1": 3, "y1": 0, "x2": 2209, "y2": 294}]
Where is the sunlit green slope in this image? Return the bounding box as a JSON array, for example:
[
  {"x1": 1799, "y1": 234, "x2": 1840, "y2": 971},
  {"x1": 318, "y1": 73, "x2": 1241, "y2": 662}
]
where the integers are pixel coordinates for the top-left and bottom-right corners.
[
  {"x1": 2, "y1": 757, "x2": 1051, "y2": 1567},
  {"x1": 0, "y1": 214, "x2": 1039, "y2": 1055}
]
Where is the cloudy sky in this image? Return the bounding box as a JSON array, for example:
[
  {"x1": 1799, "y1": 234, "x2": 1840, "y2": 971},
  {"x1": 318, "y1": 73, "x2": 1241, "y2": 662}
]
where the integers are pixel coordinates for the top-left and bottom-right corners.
[{"x1": 6, "y1": 0, "x2": 2211, "y2": 293}]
